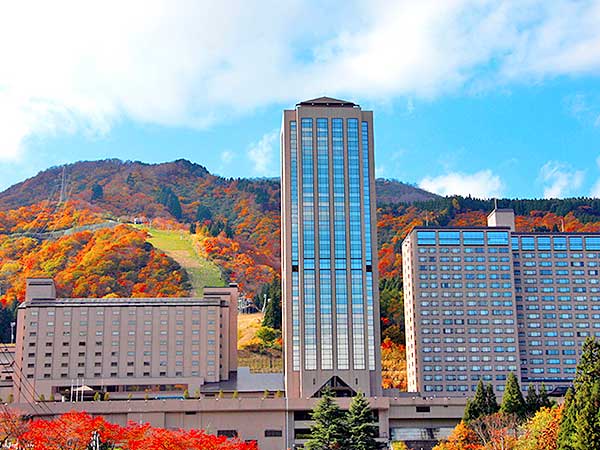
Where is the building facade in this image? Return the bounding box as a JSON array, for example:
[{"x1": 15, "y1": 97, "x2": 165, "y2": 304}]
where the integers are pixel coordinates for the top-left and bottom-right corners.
[
  {"x1": 14, "y1": 279, "x2": 238, "y2": 402},
  {"x1": 403, "y1": 209, "x2": 600, "y2": 395},
  {"x1": 281, "y1": 97, "x2": 382, "y2": 398}
]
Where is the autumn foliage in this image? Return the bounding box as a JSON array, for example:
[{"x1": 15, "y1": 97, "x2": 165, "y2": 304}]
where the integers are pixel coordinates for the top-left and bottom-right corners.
[
  {"x1": 3, "y1": 410, "x2": 256, "y2": 450},
  {"x1": 381, "y1": 338, "x2": 407, "y2": 390},
  {"x1": 433, "y1": 406, "x2": 563, "y2": 450},
  {"x1": 0, "y1": 224, "x2": 191, "y2": 305}
]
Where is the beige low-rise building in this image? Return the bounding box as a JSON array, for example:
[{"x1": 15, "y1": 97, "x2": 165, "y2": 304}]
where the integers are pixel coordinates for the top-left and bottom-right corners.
[{"x1": 14, "y1": 278, "x2": 238, "y2": 403}]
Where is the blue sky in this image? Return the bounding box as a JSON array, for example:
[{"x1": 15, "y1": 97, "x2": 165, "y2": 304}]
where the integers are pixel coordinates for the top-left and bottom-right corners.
[{"x1": 1, "y1": 0, "x2": 600, "y2": 199}]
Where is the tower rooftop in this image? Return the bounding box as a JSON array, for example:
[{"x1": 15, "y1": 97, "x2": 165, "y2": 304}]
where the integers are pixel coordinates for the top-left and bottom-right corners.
[{"x1": 297, "y1": 96, "x2": 358, "y2": 107}]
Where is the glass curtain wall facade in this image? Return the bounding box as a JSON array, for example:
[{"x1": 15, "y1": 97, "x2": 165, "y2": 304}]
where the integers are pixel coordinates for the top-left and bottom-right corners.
[{"x1": 281, "y1": 98, "x2": 381, "y2": 398}]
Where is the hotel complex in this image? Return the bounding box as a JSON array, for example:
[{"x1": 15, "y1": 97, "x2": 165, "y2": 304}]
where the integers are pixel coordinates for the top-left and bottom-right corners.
[
  {"x1": 3, "y1": 98, "x2": 599, "y2": 449},
  {"x1": 403, "y1": 208, "x2": 600, "y2": 395},
  {"x1": 14, "y1": 279, "x2": 239, "y2": 403}
]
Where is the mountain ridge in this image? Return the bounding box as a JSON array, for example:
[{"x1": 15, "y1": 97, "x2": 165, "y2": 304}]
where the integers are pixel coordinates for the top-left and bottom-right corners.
[{"x1": 0, "y1": 159, "x2": 438, "y2": 215}]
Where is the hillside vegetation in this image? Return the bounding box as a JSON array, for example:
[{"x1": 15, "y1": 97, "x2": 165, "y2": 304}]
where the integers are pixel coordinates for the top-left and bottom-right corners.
[
  {"x1": 2, "y1": 159, "x2": 600, "y2": 384},
  {"x1": 137, "y1": 226, "x2": 225, "y2": 295}
]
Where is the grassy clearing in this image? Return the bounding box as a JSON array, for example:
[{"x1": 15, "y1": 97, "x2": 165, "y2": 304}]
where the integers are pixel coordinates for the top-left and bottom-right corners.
[
  {"x1": 238, "y1": 312, "x2": 264, "y2": 348},
  {"x1": 135, "y1": 226, "x2": 224, "y2": 295},
  {"x1": 237, "y1": 312, "x2": 283, "y2": 373},
  {"x1": 238, "y1": 347, "x2": 283, "y2": 373}
]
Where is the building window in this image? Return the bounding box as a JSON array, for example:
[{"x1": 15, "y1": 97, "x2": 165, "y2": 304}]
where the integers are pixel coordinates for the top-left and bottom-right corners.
[
  {"x1": 217, "y1": 430, "x2": 237, "y2": 438},
  {"x1": 488, "y1": 231, "x2": 509, "y2": 246},
  {"x1": 265, "y1": 430, "x2": 283, "y2": 437},
  {"x1": 417, "y1": 231, "x2": 436, "y2": 246}
]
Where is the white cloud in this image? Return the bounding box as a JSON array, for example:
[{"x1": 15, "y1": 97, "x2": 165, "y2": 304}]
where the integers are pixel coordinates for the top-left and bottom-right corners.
[
  {"x1": 591, "y1": 180, "x2": 600, "y2": 197},
  {"x1": 419, "y1": 170, "x2": 503, "y2": 198},
  {"x1": 221, "y1": 150, "x2": 234, "y2": 165},
  {"x1": 539, "y1": 160, "x2": 585, "y2": 198},
  {"x1": 2, "y1": 0, "x2": 600, "y2": 159},
  {"x1": 248, "y1": 130, "x2": 278, "y2": 175},
  {"x1": 590, "y1": 156, "x2": 600, "y2": 197}
]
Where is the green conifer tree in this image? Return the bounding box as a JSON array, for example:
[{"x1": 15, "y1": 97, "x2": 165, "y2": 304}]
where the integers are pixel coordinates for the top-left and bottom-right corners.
[
  {"x1": 575, "y1": 338, "x2": 600, "y2": 389},
  {"x1": 305, "y1": 388, "x2": 348, "y2": 450},
  {"x1": 463, "y1": 380, "x2": 485, "y2": 422},
  {"x1": 484, "y1": 383, "x2": 499, "y2": 415},
  {"x1": 559, "y1": 338, "x2": 600, "y2": 449},
  {"x1": 538, "y1": 383, "x2": 552, "y2": 409},
  {"x1": 262, "y1": 277, "x2": 282, "y2": 330},
  {"x1": 557, "y1": 388, "x2": 576, "y2": 450},
  {"x1": 500, "y1": 372, "x2": 525, "y2": 419},
  {"x1": 572, "y1": 381, "x2": 600, "y2": 450},
  {"x1": 525, "y1": 383, "x2": 540, "y2": 416},
  {"x1": 347, "y1": 391, "x2": 377, "y2": 450}
]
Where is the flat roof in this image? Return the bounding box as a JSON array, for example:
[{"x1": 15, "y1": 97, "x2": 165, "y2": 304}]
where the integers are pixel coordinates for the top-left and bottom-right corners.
[
  {"x1": 202, "y1": 368, "x2": 284, "y2": 393},
  {"x1": 408, "y1": 226, "x2": 600, "y2": 236},
  {"x1": 21, "y1": 296, "x2": 228, "y2": 308},
  {"x1": 488, "y1": 208, "x2": 515, "y2": 213},
  {"x1": 410, "y1": 226, "x2": 512, "y2": 231}
]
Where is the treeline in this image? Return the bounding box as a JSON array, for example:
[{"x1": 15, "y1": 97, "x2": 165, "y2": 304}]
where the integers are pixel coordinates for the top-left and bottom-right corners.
[{"x1": 410, "y1": 196, "x2": 600, "y2": 225}]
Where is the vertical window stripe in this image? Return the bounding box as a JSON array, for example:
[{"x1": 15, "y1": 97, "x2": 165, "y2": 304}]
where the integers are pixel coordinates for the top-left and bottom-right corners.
[
  {"x1": 361, "y1": 121, "x2": 372, "y2": 265},
  {"x1": 336, "y1": 269, "x2": 349, "y2": 370}
]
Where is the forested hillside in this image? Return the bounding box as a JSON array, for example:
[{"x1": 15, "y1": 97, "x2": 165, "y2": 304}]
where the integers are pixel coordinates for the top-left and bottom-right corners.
[{"x1": 2, "y1": 158, "x2": 600, "y2": 355}]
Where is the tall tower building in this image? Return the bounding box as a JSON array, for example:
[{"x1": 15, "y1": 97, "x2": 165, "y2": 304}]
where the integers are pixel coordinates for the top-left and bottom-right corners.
[{"x1": 281, "y1": 97, "x2": 382, "y2": 398}]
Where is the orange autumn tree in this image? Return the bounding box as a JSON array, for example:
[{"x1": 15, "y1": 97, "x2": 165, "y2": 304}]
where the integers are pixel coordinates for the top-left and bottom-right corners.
[
  {"x1": 381, "y1": 338, "x2": 407, "y2": 390},
  {"x1": 433, "y1": 421, "x2": 482, "y2": 450},
  {"x1": 19, "y1": 411, "x2": 121, "y2": 450},
  {"x1": 121, "y1": 423, "x2": 257, "y2": 450},
  {"x1": 15, "y1": 411, "x2": 256, "y2": 450},
  {"x1": 0, "y1": 410, "x2": 29, "y2": 448},
  {"x1": 516, "y1": 405, "x2": 563, "y2": 450}
]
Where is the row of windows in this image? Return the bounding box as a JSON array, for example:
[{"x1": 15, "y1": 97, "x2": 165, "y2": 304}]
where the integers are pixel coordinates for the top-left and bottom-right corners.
[
  {"x1": 420, "y1": 292, "x2": 513, "y2": 298},
  {"x1": 418, "y1": 247, "x2": 509, "y2": 254},
  {"x1": 513, "y1": 235, "x2": 600, "y2": 251},
  {"x1": 419, "y1": 256, "x2": 510, "y2": 262},
  {"x1": 30, "y1": 308, "x2": 211, "y2": 316},
  {"x1": 418, "y1": 264, "x2": 511, "y2": 271},
  {"x1": 419, "y1": 282, "x2": 512, "y2": 288},
  {"x1": 521, "y1": 331, "x2": 600, "y2": 338},
  {"x1": 27, "y1": 370, "x2": 212, "y2": 379},
  {"x1": 30, "y1": 319, "x2": 209, "y2": 327},
  {"x1": 28, "y1": 339, "x2": 217, "y2": 348},
  {"x1": 423, "y1": 355, "x2": 515, "y2": 362},
  {"x1": 424, "y1": 338, "x2": 515, "y2": 345},
  {"x1": 424, "y1": 365, "x2": 518, "y2": 372},
  {"x1": 417, "y1": 230, "x2": 509, "y2": 246},
  {"x1": 27, "y1": 359, "x2": 214, "y2": 368},
  {"x1": 422, "y1": 346, "x2": 517, "y2": 353},
  {"x1": 419, "y1": 274, "x2": 512, "y2": 280},
  {"x1": 514, "y1": 252, "x2": 598, "y2": 260}
]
